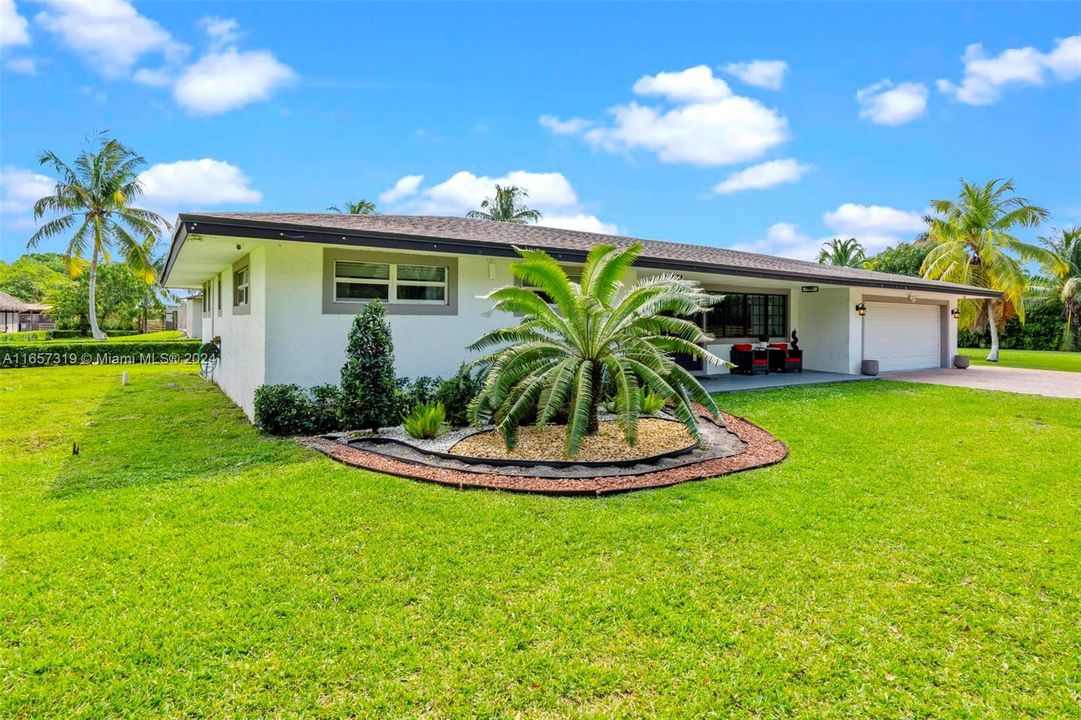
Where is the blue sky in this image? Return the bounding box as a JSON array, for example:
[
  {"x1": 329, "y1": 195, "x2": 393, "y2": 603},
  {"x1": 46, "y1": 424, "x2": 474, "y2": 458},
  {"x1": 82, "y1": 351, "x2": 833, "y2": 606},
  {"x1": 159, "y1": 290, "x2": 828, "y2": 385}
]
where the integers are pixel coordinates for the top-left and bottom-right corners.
[{"x1": 2, "y1": 1, "x2": 1079, "y2": 263}]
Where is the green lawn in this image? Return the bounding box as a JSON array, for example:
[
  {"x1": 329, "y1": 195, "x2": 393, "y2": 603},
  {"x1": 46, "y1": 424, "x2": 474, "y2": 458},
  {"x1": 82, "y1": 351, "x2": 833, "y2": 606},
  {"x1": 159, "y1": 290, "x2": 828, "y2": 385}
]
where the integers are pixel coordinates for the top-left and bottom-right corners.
[
  {"x1": 2, "y1": 366, "x2": 1078, "y2": 718},
  {"x1": 959, "y1": 347, "x2": 1081, "y2": 372}
]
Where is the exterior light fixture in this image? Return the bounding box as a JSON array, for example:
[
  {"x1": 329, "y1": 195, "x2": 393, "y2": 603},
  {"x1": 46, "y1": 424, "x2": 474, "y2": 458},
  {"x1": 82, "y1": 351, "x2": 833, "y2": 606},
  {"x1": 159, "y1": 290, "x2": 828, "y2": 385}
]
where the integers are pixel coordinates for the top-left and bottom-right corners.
[
  {"x1": 951, "y1": 307, "x2": 961, "y2": 319},
  {"x1": 855, "y1": 302, "x2": 866, "y2": 316}
]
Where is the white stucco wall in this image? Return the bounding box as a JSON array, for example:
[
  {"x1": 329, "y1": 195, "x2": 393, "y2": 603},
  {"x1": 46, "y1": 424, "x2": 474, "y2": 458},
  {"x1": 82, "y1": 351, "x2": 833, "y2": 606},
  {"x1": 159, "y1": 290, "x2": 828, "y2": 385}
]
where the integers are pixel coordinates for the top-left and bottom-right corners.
[
  {"x1": 184, "y1": 236, "x2": 964, "y2": 418},
  {"x1": 199, "y1": 246, "x2": 267, "y2": 417},
  {"x1": 261, "y1": 241, "x2": 519, "y2": 392}
]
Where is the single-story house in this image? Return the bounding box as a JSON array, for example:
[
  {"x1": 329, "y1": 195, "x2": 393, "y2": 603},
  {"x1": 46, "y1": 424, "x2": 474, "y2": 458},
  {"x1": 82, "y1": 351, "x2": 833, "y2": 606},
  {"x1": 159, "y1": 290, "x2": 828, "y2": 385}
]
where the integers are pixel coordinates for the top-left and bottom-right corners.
[{"x1": 161, "y1": 213, "x2": 998, "y2": 418}]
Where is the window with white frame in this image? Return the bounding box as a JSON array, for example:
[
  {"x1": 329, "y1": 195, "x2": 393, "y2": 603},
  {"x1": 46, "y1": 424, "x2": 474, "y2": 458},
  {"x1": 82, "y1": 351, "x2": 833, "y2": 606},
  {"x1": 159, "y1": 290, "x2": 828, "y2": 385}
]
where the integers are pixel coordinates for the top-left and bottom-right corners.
[
  {"x1": 334, "y1": 260, "x2": 447, "y2": 304},
  {"x1": 233, "y1": 266, "x2": 249, "y2": 307}
]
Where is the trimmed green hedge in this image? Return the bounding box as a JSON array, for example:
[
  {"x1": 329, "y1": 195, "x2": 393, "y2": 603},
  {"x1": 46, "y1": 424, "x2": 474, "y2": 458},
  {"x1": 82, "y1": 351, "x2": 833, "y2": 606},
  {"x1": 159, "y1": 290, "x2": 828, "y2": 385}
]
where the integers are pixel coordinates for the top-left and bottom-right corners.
[{"x1": 1, "y1": 340, "x2": 204, "y2": 368}]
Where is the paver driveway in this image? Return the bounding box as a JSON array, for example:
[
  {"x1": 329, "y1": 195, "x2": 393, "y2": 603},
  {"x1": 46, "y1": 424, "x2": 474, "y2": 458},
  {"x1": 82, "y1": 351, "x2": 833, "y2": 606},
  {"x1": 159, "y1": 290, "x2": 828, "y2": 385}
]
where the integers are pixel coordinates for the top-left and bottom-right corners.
[{"x1": 887, "y1": 365, "x2": 1081, "y2": 399}]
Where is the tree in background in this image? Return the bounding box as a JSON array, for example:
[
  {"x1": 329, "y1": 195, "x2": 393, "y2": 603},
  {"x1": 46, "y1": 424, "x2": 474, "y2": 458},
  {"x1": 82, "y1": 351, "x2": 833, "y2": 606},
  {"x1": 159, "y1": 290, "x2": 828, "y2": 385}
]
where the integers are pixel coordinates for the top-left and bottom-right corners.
[
  {"x1": 862, "y1": 242, "x2": 930, "y2": 277},
  {"x1": 0, "y1": 253, "x2": 71, "y2": 303},
  {"x1": 466, "y1": 185, "x2": 542, "y2": 224},
  {"x1": 920, "y1": 178, "x2": 1061, "y2": 362},
  {"x1": 29, "y1": 134, "x2": 167, "y2": 339},
  {"x1": 1031, "y1": 226, "x2": 1081, "y2": 351},
  {"x1": 327, "y1": 200, "x2": 377, "y2": 215},
  {"x1": 339, "y1": 299, "x2": 398, "y2": 430},
  {"x1": 817, "y1": 238, "x2": 866, "y2": 267},
  {"x1": 49, "y1": 262, "x2": 149, "y2": 332}
]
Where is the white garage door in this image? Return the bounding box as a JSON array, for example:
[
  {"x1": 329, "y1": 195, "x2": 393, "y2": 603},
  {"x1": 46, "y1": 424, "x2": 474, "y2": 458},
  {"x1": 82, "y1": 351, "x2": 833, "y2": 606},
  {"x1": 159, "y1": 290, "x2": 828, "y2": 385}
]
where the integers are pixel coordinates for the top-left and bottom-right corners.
[{"x1": 864, "y1": 302, "x2": 942, "y2": 372}]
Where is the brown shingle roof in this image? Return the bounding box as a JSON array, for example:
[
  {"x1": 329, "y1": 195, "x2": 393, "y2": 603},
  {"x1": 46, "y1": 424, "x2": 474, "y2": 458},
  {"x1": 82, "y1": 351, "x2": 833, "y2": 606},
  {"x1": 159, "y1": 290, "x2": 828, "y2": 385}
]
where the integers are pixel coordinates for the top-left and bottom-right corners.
[{"x1": 169, "y1": 212, "x2": 999, "y2": 297}]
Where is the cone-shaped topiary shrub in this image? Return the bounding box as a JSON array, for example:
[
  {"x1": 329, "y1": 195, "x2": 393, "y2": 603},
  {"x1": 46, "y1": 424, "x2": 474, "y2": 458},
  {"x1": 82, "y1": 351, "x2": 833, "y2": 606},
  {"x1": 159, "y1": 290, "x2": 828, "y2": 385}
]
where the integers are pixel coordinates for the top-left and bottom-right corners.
[{"x1": 339, "y1": 299, "x2": 398, "y2": 430}]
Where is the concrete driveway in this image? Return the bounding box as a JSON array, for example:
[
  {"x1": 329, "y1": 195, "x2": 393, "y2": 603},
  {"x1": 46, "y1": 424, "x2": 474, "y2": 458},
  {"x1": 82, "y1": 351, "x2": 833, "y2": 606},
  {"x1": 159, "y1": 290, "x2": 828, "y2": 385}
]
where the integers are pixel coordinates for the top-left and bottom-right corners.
[{"x1": 885, "y1": 365, "x2": 1081, "y2": 399}]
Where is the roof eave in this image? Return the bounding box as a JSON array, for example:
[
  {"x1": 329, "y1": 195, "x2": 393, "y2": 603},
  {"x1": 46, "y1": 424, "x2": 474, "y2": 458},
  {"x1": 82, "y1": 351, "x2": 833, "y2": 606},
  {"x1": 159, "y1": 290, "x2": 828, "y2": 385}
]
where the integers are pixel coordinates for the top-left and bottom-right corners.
[{"x1": 163, "y1": 214, "x2": 1002, "y2": 299}]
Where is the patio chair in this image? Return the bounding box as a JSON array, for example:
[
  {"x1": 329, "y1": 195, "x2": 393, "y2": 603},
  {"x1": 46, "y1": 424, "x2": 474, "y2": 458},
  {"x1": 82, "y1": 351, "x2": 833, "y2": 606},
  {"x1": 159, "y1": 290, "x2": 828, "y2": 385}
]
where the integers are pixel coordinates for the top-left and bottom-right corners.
[
  {"x1": 730, "y1": 344, "x2": 769, "y2": 375},
  {"x1": 767, "y1": 343, "x2": 803, "y2": 373}
]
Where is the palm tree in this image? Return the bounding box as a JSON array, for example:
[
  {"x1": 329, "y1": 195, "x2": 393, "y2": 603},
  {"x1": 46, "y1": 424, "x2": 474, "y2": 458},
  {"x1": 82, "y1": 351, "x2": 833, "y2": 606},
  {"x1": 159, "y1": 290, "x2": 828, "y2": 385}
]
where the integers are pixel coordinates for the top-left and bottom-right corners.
[
  {"x1": 327, "y1": 199, "x2": 377, "y2": 215},
  {"x1": 817, "y1": 238, "x2": 866, "y2": 267},
  {"x1": 920, "y1": 178, "x2": 1061, "y2": 361},
  {"x1": 29, "y1": 134, "x2": 167, "y2": 340},
  {"x1": 468, "y1": 243, "x2": 724, "y2": 458},
  {"x1": 1031, "y1": 227, "x2": 1080, "y2": 351},
  {"x1": 466, "y1": 184, "x2": 542, "y2": 224}
]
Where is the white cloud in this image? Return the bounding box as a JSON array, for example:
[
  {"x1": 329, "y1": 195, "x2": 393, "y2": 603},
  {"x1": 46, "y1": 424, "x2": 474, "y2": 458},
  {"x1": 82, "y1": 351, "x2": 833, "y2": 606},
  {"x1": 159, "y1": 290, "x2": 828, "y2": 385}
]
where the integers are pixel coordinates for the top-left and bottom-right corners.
[
  {"x1": 4, "y1": 56, "x2": 37, "y2": 75},
  {"x1": 1, "y1": 166, "x2": 55, "y2": 232},
  {"x1": 730, "y1": 222, "x2": 822, "y2": 261},
  {"x1": 723, "y1": 60, "x2": 788, "y2": 90},
  {"x1": 937, "y1": 35, "x2": 1081, "y2": 105},
  {"x1": 539, "y1": 213, "x2": 621, "y2": 235},
  {"x1": 174, "y1": 47, "x2": 295, "y2": 115},
  {"x1": 856, "y1": 80, "x2": 928, "y2": 125},
  {"x1": 132, "y1": 66, "x2": 174, "y2": 87},
  {"x1": 137, "y1": 159, "x2": 262, "y2": 208},
  {"x1": 34, "y1": 0, "x2": 187, "y2": 78},
  {"x1": 384, "y1": 170, "x2": 619, "y2": 234},
  {"x1": 1, "y1": 166, "x2": 53, "y2": 214},
  {"x1": 378, "y1": 174, "x2": 424, "y2": 204},
  {"x1": 1, "y1": 0, "x2": 30, "y2": 47},
  {"x1": 543, "y1": 65, "x2": 789, "y2": 167},
  {"x1": 538, "y1": 115, "x2": 593, "y2": 135},
  {"x1": 200, "y1": 16, "x2": 239, "y2": 49},
  {"x1": 822, "y1": 203, "x2": 925, "y2": 253},
  {"x1": 632, "y1": 65, "x2": 732, "y2": 102},
  {"x1": 713, "y1": 158, "x2": 809, "y2": 194}
]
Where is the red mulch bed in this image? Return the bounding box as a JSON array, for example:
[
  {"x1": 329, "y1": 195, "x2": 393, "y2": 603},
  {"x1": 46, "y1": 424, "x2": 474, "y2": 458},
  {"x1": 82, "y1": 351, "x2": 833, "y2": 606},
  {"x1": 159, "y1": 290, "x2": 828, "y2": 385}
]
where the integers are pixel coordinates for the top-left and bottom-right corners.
[{"x1": 299, "y1": 409, "x2": 787, "y2": 496}]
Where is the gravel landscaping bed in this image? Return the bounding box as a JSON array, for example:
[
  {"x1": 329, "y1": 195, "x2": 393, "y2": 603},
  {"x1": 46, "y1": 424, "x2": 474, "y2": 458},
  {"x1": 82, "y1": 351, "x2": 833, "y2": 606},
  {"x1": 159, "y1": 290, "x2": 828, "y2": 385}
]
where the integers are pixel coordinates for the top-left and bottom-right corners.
[
  {"x1": 302, "y1": 407, "x2": 786, "y2": 494},
  {"x1": 449, "y1": 418, "x2": 694, "y2": 463}
]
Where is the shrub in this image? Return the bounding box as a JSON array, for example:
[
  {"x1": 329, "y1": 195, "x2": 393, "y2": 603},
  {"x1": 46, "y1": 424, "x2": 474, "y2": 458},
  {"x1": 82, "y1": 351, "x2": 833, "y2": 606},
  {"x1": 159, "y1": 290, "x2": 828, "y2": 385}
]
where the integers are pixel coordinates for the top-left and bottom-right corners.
[
  {"x1": 641, "y1": 390, "x2": 666, "y2": 415},
  {"x1": 403, "y1": 402, "x2": 445, "y2": 440},
  {"x1": 0, "y1": 330, "x2": 52, "y2": 343},
  {"x1": 396, "y1": 375, "x2": 442, "y2": 417},
  {"x1": 339, "y1": 300, "x2": 398, "y2": 431},
  {"x1": 435, "y1": 364, "x2": 484, "y2": 427},
  {"x1": 254, "y1": 384, "x2": 317, "y2": 436},
  {"x1": 958, "y1": 300, "x2": 1066, "y2": 351},
  {"x1": 309, "y1": 384, "x2": 342, "y2": 433}
]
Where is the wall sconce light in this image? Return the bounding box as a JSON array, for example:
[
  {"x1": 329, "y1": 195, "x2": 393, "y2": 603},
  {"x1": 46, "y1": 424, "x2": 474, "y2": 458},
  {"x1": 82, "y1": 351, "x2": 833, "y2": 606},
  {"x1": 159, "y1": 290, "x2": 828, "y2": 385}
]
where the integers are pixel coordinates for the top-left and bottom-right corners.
[
  {"x1": 855, "y1": 302, "x2": 866, "y2": 317},
  {"x1": 951, "y1": 307, "x2": 961, "y2": 319}
]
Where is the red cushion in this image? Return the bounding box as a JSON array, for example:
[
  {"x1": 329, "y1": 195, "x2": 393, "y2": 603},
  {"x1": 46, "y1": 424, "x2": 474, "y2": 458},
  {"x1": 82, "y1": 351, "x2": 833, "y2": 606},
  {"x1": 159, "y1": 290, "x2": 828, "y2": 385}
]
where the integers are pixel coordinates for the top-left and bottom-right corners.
[
  {"x1": 788, "y1": 357, "x2": 802, "y2": 364},
  {"x1": 769, "y1": 343, "x2": 788, "y2": 350},
  {"x1": 732, "y1": 344, "x2": 753, "y2": 351},
  {"x1": 753, "y1": 358, "x2": 768, "y2": 365}
]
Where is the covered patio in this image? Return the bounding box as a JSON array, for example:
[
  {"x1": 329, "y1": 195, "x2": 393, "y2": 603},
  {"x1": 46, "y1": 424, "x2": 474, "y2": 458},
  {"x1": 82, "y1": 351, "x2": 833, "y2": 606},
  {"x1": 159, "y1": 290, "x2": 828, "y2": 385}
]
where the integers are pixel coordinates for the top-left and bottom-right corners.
[{"x1": 700, "y1": 370, "x2": 876, "y2": 394}]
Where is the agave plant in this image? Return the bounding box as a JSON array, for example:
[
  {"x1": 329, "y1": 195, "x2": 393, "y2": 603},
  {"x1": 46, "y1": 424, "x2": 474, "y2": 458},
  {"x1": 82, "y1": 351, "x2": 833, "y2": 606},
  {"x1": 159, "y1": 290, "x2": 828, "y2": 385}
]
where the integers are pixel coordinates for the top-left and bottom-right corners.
[{"x1": 468, "y1": 243, "x2": 724, "y2": 458}]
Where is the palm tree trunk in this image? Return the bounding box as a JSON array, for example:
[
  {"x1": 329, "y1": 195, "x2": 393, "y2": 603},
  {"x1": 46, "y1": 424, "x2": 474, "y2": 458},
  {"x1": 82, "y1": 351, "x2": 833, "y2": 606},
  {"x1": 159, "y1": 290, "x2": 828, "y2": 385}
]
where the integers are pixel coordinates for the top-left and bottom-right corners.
[
  {"x1": 586, "y1": 364, "x2": 602, "y2": 435},
  {"x1": 88, "y1": 247, "x2": 104, "y2": 340},
  {"x1": 986, "y1": 306, "x2": 999, "y2": 362}
]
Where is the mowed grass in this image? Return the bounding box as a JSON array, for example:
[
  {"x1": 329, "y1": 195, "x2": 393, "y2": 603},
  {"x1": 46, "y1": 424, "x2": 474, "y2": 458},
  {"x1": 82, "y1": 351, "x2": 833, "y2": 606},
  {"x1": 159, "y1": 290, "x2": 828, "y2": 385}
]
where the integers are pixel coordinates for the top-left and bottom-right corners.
[
  {"x1": 959, "y1": 347, "x2": 1081, "y2": 372},
  {"x1": 1, "y1": 366, "x2": 1079, "y2": 718}
]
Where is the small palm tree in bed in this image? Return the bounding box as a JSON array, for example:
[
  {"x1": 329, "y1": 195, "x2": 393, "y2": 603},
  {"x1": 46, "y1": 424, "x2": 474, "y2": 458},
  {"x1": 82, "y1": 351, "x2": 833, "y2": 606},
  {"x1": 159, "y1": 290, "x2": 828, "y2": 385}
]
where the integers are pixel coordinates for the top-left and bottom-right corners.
[{"x1": 468, "y1": 242, "x2": 724, "y2": 458}]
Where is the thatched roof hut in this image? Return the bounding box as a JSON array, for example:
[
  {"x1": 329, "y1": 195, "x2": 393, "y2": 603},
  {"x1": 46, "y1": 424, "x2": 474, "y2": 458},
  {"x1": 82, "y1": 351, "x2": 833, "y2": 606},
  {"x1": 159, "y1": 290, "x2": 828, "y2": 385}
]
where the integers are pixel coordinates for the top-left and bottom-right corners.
[{"x1": 1, "y1": 290, "x2": 29, "y2": 332}]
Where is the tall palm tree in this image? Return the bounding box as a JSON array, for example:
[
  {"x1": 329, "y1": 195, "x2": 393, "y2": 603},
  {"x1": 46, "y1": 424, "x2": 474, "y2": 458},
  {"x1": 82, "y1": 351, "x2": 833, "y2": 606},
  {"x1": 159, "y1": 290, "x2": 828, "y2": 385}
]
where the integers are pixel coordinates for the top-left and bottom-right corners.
[
  {"x1": 817, "y1": 238, "x2": 866, "y2": 267},
  {"x1": 920, "y1": 178, "x2": 1061, "y2": 361},
  {"x1": 1031, "y1": 226, "x2": 1080, "y2": 351},
  {"x1": 468, "y1": 243, "x2": 723, "y2": 458},
  {"x1": 466, "y1": 184, "x2": 542, "y2": 224},
  {"x1": 327, "y1": 199, "x2": 377, "y2": 215},
  {"x1": 29, "y1": 134, "x2": 167, "y2": 340}
]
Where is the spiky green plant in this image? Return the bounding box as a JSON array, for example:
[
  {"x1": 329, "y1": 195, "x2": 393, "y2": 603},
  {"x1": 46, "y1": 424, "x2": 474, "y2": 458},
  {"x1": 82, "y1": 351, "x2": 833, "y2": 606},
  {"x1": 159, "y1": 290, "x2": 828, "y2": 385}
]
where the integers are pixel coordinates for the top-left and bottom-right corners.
[
  {"x1": 468, "y1": 243, "x2": 724, "y2": 458},
  {"x1": 920, "y1": 178, "x2": 1061, "y2": 361},
  {"x1": 327, "y1": 199, "x2": 377, "y2": 215},
  {"x1": 403, "y1": 402, "x2": 445, "y2": 440}
]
